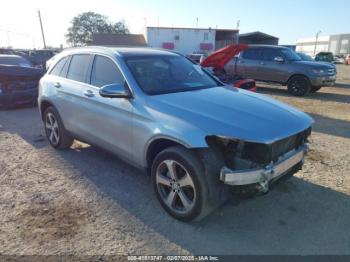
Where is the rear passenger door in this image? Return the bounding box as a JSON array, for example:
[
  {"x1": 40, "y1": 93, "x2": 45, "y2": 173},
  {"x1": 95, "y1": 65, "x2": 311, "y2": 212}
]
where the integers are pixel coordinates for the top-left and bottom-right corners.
[
  {"x1": 54, "y1": 54, "x2": 93, "y2": 136},
  {"x1": 79, "y1": 55, "x2": 133, "y2": 161},
  {"x1": 238, "y1": 48, "x2": 264, "y2": 80}
]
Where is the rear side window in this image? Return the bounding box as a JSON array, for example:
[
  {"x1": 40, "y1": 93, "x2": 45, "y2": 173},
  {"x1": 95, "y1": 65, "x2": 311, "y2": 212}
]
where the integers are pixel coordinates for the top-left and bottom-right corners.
[
  {"x1": 90, "y1": 55, "x2": 124, "y2": 87},
  {"x1": 67, "y1": 54, "x2": 91, "y2": 83},
  {"x1": 50, "y1": 56, "x2": 69, "y2": 76},
  {"x1": 242, "y1": 48, "x2": 263, "y2": 60}
]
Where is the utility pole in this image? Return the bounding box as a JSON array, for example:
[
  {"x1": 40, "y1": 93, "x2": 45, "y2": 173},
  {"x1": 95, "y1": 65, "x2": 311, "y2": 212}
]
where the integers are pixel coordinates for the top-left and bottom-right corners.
[
  {"x1": 314, "y1": 30, "x2": 321, "y2": 56},
  {"x1": 38, "y1": 10, "x2": 46, "y2": 48}
]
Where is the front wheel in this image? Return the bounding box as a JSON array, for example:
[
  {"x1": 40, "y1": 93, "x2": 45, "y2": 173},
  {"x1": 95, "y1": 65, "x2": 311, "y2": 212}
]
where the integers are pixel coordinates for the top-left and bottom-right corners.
[
  {"x1": 151, "y1": 146, "x2": 212, "y2": 222},
  {"x1": 287, "y1": 76, "x2": 311, "y2": 96}
]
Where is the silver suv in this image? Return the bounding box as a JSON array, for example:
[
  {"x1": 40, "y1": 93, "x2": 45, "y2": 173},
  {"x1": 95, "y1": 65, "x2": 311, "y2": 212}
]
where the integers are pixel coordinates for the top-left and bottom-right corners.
[{"x1": 38, "y1": 47, "x2": 313, "y2": 221}]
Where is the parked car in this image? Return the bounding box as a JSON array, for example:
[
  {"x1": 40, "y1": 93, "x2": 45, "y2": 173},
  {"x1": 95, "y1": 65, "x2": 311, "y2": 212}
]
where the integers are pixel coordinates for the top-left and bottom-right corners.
[
  {"x1": 224, "y1": 45, "x2": 337, "y2": 96},
  {"x1": 26, "y1": 49, "x2": 56, "y2": 69},
  {"x1": 345, "y1": 54, "x2": 350, "y2": 65},
  {"x1": 38, "y1": 47, "x2": 313, "y2": 221},
  {"x1": 333, "y1": 55, "x2": 345, "y2": 64},
  {"x1": 200, "y1": 44, "x2": 257, "y2": 92},
  {"x1": 315, "y1": 52, "x2": 334, "y2": 63},
  {"x1": 0, "y1": 55, "x2": 44, "y2": 107}
]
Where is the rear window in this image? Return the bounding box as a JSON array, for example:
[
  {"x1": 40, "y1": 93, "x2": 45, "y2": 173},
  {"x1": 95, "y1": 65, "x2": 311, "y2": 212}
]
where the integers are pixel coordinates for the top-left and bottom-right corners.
[
  {"x1": 67, "y1": 54, "x2": 91, "y2": 83},
  {"x1": 0, "y1": 56, "x2": 32, "y2": 67},
  {"x1": 242, "y1": 48, "x2": 263, "y2": 60}
]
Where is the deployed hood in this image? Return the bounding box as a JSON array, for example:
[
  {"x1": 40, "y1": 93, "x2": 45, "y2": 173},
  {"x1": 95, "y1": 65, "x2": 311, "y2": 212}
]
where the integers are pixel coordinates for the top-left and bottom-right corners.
[
  {"x1": 146, "y1": 86, "x2": 313, "y2": 144},
  {"x1": 200, "y1": 44, "x2": 248, "y2": 69}
]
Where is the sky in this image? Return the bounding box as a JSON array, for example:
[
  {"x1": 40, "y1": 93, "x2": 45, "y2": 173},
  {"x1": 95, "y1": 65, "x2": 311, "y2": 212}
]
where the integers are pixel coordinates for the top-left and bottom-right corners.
[{"x1": 0, "y1": 0, "x2": 349, "y2": 49}]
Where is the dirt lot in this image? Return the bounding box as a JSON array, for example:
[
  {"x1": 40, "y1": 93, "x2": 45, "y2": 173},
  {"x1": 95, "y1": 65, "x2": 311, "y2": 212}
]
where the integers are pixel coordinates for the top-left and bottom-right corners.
[{"x1": 0, "y1": 65, "x2": 349, "y2": 256}]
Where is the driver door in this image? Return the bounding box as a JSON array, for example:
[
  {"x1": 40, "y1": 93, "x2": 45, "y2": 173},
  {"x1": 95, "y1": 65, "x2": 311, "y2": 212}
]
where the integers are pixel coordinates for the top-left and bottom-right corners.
[{"x1": 78, "y1": 55, "x2": 134, "y2": 161}]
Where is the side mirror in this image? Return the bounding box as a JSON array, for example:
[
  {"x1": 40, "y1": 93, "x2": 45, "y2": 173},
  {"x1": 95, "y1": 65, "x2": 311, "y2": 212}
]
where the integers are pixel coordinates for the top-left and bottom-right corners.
[
  {"x1": 99, "y1": 83, "x2": 130, "y2": 98},
  {"x1": 274, "y1": 56, "x2": 285, "y2": 63}
]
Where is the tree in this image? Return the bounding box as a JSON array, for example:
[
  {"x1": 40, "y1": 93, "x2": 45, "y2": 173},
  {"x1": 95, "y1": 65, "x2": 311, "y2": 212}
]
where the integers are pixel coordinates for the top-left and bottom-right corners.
[{"x1": 65, "y1": 12, "x2": 129, "y2": 46}]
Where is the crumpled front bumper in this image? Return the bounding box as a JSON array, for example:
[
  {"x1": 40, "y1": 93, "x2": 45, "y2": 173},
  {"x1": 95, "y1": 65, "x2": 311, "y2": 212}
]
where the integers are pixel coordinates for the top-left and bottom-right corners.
[{"x1": 220, "y1": 144, "x2": 308, "y2": 187}]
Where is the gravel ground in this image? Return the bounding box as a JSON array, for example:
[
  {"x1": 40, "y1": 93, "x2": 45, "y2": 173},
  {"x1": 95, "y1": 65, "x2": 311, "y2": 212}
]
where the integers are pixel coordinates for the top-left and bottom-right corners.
[{"x1": 0, "y1": 65, "x2": 349, "y2": 256}]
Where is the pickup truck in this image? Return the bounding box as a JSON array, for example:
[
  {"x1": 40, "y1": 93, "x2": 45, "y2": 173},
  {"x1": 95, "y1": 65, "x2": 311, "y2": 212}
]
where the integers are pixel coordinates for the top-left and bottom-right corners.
[{"x1": 224, "y1": 45, "x2": 337, "y2": 96}]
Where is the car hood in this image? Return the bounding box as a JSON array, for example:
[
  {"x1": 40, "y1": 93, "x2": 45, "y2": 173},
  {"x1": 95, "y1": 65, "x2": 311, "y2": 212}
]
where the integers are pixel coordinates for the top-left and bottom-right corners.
[
  {"x1": 292, "y1": 60, "x2": 334, "y2": 69},
  {"x1": 146, "y1": 86, "x2": 314, "y2": 144}
]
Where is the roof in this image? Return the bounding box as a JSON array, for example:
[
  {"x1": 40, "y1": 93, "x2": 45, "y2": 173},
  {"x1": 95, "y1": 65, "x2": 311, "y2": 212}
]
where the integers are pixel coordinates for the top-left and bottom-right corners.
[
  {"x1": 91, "y1": 34, "x2": 147, "y2": 47},
  {"x1": 58, "y1": 46, "x2": 179, "y2": 58},
  {"x1": 239, "y1": 31, "x2": 279, "y2": 40},
  {"x1": 0, "y1": 54, "x2": 22, "y2": 58},
  {"x1": 147, "y1": 26, "x2": 239, "y2": 32}
]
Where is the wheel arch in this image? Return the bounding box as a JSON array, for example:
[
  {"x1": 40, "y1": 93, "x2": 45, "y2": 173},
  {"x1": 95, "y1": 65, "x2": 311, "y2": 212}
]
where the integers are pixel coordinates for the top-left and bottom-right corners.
[
  {"x1": 145, "y1": 136, "x2": 194, "y2": 172},
  {"x1": 40, "y1": 99, "x2": 55, "y2": 121},
  {"x1": 287, "y1": 73, "x2": 310, "y2": 85}
]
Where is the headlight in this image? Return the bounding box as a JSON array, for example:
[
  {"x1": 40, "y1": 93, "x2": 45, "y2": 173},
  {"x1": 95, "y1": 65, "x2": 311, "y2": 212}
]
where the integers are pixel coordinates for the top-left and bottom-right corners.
[{"x1": 312, "y1": 68, "x2": 326, "y2": 75}]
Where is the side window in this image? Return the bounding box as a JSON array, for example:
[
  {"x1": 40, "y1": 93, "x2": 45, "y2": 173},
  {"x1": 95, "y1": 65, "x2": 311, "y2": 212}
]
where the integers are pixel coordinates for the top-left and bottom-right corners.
[
  {"x1": 50, "y1": 56, "x2": 68, "y2": 76},
  {"x1": 67, "y1": 54, "x2": 91, "y2": 83},
  {"x1": 242, "y1": 48, "x2": 263, "y2": 60},
  {"x1": 59, "y1": 56, "x2": 71, "y2": 77},
  {"x1": 90, "y1": 56, "x2": 124, "y2": 88},
  {"x1": 261, "y1": 49, "x2": 281, "y2": 61}
]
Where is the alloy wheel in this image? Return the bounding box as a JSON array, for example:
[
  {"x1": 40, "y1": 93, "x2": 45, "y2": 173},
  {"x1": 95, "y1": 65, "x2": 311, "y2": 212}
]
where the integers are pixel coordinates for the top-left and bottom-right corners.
[
  {"x1": 45, "y1": 112, "x2": 60, "y2": 146},
  {"x1": 156, "y1": 160, "x2": 196, "y2": 214}
]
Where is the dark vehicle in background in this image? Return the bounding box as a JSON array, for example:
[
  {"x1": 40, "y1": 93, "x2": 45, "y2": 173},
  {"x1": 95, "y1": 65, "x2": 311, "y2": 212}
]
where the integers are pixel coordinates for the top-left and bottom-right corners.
[
  {"x1": 25, "y1": 49, "x2": 56, "y2": 69},
  {"x1": 315, "y1": 52, "x2": 334, "y2": 63},
  {"x1": 225, "y1": 45, "x2": 337, "y2": 96},
  {"x1": 0, "y1": 55, "x2": 44, "y2": 108}
]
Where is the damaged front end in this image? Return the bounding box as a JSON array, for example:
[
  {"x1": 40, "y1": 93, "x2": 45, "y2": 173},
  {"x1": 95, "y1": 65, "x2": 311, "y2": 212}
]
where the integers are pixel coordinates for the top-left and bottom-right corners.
[{"x1": 206, "y1": 127, "x2": 311, "y2": 192}]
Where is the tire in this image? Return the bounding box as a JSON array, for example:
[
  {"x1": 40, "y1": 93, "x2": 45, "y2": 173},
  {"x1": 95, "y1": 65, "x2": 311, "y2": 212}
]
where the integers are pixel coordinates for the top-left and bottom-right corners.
[
  {"x1": 287, "y1": 75, "x2": 311, "y2": 96},
  {"x1": 43, "y1": 106, "x2": 74, "y2": 149},
  {"x1": 310, "y1": 86, "x2": 322, "y2": 93},
  {"x1": 151, "y1": 146, "x2": 212, "y2": 222}
]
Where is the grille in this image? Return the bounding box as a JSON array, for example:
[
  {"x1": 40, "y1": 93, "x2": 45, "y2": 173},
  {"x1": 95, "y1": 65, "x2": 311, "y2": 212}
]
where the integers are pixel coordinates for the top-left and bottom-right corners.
[
  {"x1": 241, "y1": 127, "x2": 311, "y2": 165},
  {"x1": 328, "y1": 68, "x2": 336, "y2": 75}
]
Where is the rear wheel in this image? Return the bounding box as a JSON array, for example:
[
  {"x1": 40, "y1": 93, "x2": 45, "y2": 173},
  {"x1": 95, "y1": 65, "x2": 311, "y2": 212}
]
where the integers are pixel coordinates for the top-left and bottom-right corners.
[
  {"x1": 287, "y1": 75, "x2": 311, "y2": 96},
  {"x1": 310, "y1": 86, "x2": 322, "y2": 93},
  {"x1": 151, "y1": 146, "x2": 212, "y2": 221},
  {"x1": 44, "y1": 107, "x2": 73, "y2": 149}
]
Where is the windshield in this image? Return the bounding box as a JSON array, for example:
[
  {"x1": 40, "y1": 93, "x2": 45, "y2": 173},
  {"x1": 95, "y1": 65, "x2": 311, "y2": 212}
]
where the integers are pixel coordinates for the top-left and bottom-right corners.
[
  {"x1": 0, "y1": 56, "x2": 33, "y2": 67},
  {"x1": 297, "y1": 53, "x2": 313, "y2": 61},
  {"x1": 125, "y1": 55, "x2": 219, "y2": 95},
  {"x1": 280, "y1": 49, "x2": 302, "y2": 61}
]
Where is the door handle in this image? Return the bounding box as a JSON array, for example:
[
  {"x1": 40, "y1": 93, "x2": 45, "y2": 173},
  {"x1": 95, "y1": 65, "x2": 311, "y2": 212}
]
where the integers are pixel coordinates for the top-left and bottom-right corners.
[
  {"x1": 83, "y1": 90, "x2": 94, "y2": 97},
  {"x1": 260, "y1": 62, "x2": 265, "y2": 65},
  {"x1": 54, "y1": 82, "x2": 61, "y2": 88}
]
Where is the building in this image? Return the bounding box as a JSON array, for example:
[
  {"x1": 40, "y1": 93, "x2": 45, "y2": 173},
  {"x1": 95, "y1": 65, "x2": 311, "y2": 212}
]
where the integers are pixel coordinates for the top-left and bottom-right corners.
[
  {"x1": 239, "y1": 31, "x2": 279, "y2": 45},
  {"x1": 91, "y1": 34, "x2": 147, "y2": 47},
  {"x1": 296, "y1": 33, "x2": 350, "y2": 56},
  {"x1": 146, "y1": 26, "x2": 239, "y2": 55}
]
